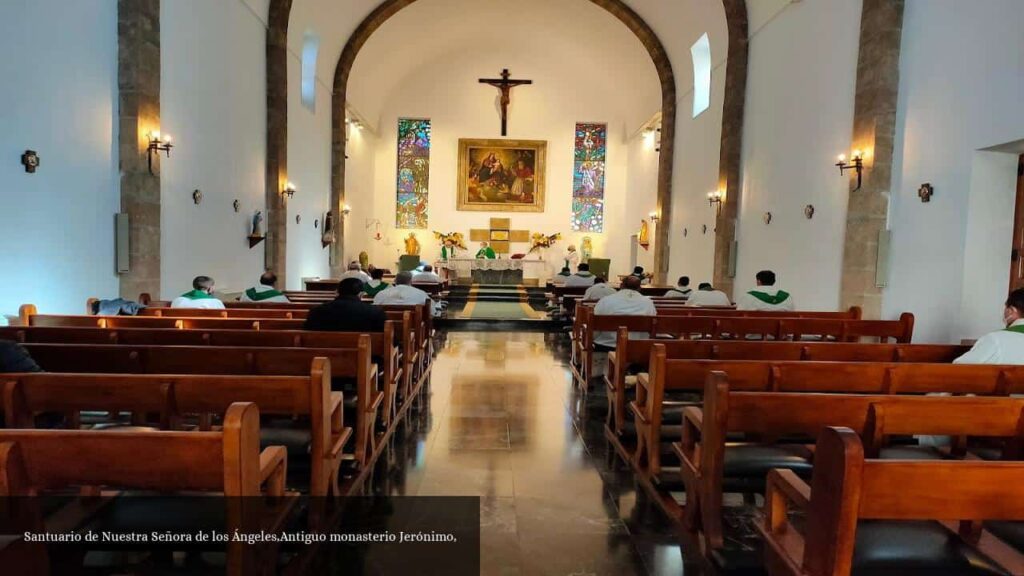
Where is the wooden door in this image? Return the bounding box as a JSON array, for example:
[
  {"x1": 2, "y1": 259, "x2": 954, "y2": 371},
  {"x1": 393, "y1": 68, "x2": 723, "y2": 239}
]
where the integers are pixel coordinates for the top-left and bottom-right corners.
[{"x1": 1011, "y1": 155, "x2": 1024, "y2": 291}]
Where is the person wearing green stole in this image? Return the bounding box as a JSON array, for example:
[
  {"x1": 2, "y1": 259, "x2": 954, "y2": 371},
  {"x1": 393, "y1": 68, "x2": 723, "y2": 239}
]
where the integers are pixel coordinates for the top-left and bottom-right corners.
[
  {"x1": 736, "y1": 270, "x2": 795, "y2": 311},
  {"x1": 955, "y1": 288, "x2": 1024, "y2": 364},
  {"x1": 476, "y1": 241, "x2": 496, "y2": 259},
  {"x1": 362, "y1": 269, "x2": 390, "y2": 297},
  {"x1": 170, "y1": 276, "x2": 226, "y2": 310},
  {"x1": 240, "y1": 271, "x2": 289, "y2": 303}
]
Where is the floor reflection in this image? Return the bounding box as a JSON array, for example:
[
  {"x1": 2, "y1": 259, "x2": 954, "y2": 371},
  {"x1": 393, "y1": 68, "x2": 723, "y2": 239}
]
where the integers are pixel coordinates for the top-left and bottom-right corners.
[{"x1": 368, "y1": 331, "x2": 702, "y2": 575}]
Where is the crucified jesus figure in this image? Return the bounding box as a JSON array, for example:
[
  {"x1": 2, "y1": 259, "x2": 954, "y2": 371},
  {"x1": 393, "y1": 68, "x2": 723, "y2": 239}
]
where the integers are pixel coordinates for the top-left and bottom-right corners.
[{"x1": 479, "y1": 69, "x2": 532, "y2": 137}]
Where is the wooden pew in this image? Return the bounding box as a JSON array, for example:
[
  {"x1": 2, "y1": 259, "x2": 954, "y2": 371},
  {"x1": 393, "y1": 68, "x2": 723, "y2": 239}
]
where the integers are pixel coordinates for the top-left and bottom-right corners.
[
  {"x1": 0, "y1": 321, "x2": 409, "y2": 428},
  {"x1": 631, "y1": 349, "x2": 1024, "y2": 481},
  {"x1": 19, "y1": 341, "x2": 382, "y2": 469},
  {"x1": 672, "y1": 372, "x2": 1024, "y2": 557},
  {"x1": 573, "y1": 311, "x2": 917, "y2": 387},
  {"x1": 760, "y1": 427, "x2": 1024, "y2": 576},
  {"x1": 0, "y1": 401, "x2": 286, "y2": 497},
  {"x1": 603, "y1": 331, "x2": 969, "y2": 437},
  {"x1": 0, "y1": 402, "x2": 287, "y2": 575},
  {"x1": 138, "y1": 307, "x2": 308, "y2": 319},
  {"x1": 2, "y1": 359, "x2": 352, "y2": 496}
]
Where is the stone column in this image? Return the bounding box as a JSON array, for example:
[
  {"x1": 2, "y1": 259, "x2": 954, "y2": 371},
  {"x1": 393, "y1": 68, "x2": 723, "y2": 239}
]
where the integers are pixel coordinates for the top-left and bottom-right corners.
[
  {"x1": 118, "y1": 0, "x2": 161, "y2": 300},
  {"x1": 712, "y1": 0, "x2": 748, "y2": 299},
  {"x1": 840, "y1": 0, "x2": 904, "y2": 318},
  {"x1": 266, "y1": 0, "x2": 292, "y2": 284}
]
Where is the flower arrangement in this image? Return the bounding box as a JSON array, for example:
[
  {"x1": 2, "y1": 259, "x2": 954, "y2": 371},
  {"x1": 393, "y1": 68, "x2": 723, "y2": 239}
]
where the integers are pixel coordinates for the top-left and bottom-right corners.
[
  {"x1": 528, "y1": 232, "x2": 562, "y2": 254},
  {"x1": 432, "y1": 231, "x2": 467, "y2": 250}
]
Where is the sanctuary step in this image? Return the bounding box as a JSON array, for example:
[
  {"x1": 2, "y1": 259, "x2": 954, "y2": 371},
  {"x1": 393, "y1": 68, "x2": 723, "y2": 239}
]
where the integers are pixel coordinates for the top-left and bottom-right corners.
[{"x1": 445, "y1": 284, "x2": 548, "y2": 304}]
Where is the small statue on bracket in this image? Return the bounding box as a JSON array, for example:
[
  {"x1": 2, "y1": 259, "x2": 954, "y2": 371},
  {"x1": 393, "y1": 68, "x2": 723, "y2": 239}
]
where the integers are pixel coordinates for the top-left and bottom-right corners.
[{"x1": 251, "y1": 211, "x2": 263, "y2": 237}]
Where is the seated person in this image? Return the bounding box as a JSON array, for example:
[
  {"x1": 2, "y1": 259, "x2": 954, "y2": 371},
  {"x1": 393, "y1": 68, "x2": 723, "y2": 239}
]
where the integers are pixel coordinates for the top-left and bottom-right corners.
[
  {"x1": 593, "y1": 276, "x2": 656, "y2": 349},
  {"x1": 686, "y1": 282, "x2": 731, "y2": 307},
  {"x1": 664, "y1": 276, "x2": 692, "y2": 300},
  {"x1": 630, "y1": 266, "x2": 649, "y2": 285},
  {"x1": 0, "y1": 340, "x2": 41, "y2": 373},
  {"x1": 362, "y1": 268, "x2": 390, "y2": 297},
  {"x1": 476, "y1": 241, "x2": 497, "y2": 259},
  {"x1": 736, "y1": 269, "x2": 795, "y2": 311},
  {"x1": 339, "y1": 261, "x2": 372, "y2": 284},
  {"x1": 413, "y1": 264, "x2": 442, "y2": 283},
  {"x1": 955, "y1": 288, "x2": 1024, "y2": 364},
  {"x1": 304, "y1": 278, "x2": 386, "y2": 333},
  {"x1": 170, "y1": 276, "x2": 226, "y2": 309},
  {"x1": 583, "y1": 276, "x2": 616, "y2": 302},
  {"x1": 564, "y1": 263, "x2": 596, "y2": 288},
  {"x1": 373, "y1": 271, "x2": 436, "y2": 315},
  {"x1": 551, "y1": 267, "x2": 572, "y2": 287},
  {"x1": 240, "y1": 270, "x2": 289, "y2": 303}
]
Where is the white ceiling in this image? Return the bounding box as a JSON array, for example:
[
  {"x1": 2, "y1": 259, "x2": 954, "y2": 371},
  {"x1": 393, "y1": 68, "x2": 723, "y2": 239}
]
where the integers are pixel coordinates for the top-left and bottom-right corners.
[
  {"x1": 344, "y1": 0, "x2": 661, "y2": 132},
  {"x1": 280, "y1": 0, "x2": 734, "y2": 125}
]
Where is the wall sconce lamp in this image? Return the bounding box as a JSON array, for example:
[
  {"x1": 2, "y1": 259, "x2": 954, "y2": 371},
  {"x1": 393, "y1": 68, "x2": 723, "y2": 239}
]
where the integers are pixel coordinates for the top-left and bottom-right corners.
[
  {"x1": 147, "y1": 131, "x2": 173, "y2": 175},
  {"x1": 707, "y1": 190, "x2": 724, "y2": 216},
  {"x1": 836, "y1": 150, "x2": 864, "y2": 191},
  {"x1": 648, "y1": 210, "x2": 659, "y2": 224},
  {"x1": 342, "y1": 204, "x2": 352, "y2": 217},
  {"x1": 282, "y1": 181, "x2": 296, "y2": 199}
]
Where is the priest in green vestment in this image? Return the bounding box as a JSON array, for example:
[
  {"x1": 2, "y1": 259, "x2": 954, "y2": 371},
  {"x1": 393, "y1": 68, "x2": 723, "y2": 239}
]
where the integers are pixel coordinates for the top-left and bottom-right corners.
[
  {"x1": 170, "y1": 275, "x2": 226, "y2": 310},
  {"x1": 240, "y1": 271, "x2": 289, "y2": 303},
  {"x1": 476, "y1": 241, "x2": 497, "y2": 259},
  {"x1": 736, "y1": 270, "x2": 795, "y2": 311}
]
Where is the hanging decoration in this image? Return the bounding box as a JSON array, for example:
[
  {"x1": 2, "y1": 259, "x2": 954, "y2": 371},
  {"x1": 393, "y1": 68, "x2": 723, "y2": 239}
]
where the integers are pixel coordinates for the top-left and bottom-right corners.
[
  {"x1": 396, "y1": 118, "x2": 431, "y2": 229},
  {"x1": 571, "y1": 123, "x2": 607, "y2": 232}
]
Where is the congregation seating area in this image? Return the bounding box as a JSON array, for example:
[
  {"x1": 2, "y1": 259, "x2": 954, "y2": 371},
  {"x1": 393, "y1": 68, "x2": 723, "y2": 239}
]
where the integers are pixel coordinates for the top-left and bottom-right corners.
[
  {"x1": 0, "y1": 295, "x2": 441, "y2": 573},
  {"x1": 566, "y1": 301, "x2": 1024, "y2": 575}
]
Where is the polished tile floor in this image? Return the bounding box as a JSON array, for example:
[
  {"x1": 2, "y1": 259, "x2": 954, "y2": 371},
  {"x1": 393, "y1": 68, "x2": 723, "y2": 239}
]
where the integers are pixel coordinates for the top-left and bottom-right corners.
[{"x1": 371, "y1": 331, "x2": 706, "y2": 576}]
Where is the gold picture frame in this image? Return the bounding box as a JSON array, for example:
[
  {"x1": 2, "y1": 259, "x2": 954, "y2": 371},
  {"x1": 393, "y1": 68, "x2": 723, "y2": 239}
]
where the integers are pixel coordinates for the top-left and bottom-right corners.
[{"x1": 457, "y1": 139, "x2": 546, "y2": 212}]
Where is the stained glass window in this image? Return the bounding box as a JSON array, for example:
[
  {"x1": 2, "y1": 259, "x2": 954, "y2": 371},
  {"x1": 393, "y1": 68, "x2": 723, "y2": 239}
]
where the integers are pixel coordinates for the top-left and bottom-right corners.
[
  {"x1": 572, "y1": 123, "x2": 606, "y2": 232},
  {"x1": 396, "y1": 118, "x2": 431, "y2": 229}
]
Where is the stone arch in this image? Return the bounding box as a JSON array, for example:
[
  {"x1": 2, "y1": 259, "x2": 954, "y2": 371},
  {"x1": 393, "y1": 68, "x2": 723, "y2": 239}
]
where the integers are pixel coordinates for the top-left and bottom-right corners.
[{"x1": 267, "y1": 0, "x2": 748, "y2": 285}]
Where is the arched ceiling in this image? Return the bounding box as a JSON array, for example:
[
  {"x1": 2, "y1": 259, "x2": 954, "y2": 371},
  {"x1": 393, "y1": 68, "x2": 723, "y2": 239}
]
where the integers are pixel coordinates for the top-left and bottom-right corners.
[
  {"x1": 284, "y1": 0, "x2": 732, "y2": 124},
  {"x1": 342, "y1": 0, "x2": 661, "y2": 133}
]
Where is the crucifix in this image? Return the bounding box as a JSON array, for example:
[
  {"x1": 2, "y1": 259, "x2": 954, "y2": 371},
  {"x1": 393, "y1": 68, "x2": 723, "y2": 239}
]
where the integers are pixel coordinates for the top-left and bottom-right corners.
[{"x1": 479, "y1": 68, "x2": 532, "y2": 137}]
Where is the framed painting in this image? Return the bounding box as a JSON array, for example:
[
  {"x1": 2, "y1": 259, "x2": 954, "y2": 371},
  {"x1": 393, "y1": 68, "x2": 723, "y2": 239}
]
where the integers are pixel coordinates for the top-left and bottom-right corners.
[{"x1": 457, "y1": 139, "x2": 546, "y2": 212}]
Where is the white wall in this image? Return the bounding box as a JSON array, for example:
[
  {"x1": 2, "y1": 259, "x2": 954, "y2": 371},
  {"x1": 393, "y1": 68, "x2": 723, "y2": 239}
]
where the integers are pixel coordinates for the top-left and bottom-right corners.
[
  {"x1": 347, "y1": 0, "x2": 661, "y2": 279},
  {"x1": 957, "y1": 150, "x2": 1020, "y2": 341},
  {"x1": 733, "y1": 0, "x2": 861, "y2": 309},
  {"x1": 0, "y1": 0, "x2": 119, "y2": 320},
  {"x1": 361, "y1": 54, "x2": 654, "y2": 279},
  {"x1": 160, "y1": 0, "x2": 267, "y2": 297},
  {"x1": 885, "y1": 0, "x2": 1024, "y2": 342},
  {"x1": 285, "y1": 41, "x2": 333, "y2": 288}
]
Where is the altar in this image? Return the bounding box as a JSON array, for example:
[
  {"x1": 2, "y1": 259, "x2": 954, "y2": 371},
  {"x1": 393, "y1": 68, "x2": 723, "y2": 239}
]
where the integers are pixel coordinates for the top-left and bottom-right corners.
[{"x1": 442, "y1": 257, "x2": 549, "y2": 286}]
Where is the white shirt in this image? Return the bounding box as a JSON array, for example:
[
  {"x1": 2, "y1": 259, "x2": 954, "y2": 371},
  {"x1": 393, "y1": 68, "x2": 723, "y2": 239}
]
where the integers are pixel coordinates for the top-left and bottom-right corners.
[
  {"x1": 592, "y1": 289, "x2": 657, "y2": 348},
  {"x1": 664, "y1": 287, "x2": 692, "y2": 300},
  {"x1": 339, "y1": 270, "x2": 372, "y2": 284},
  {"x1": 552, "y1": 274, "x2": 571, "y2": 287},
  {"x1": 736, "y1": 286, "x2": 795, "y2": 311},
  {"x1": 372, "y1": 284, "x2": 431, "y2": 307},
  {"x1": 954, "y1": 320, "x2": 1024, "y2": 364},
  {"x1": 170, "y1": 294, "x2": 226, "y2": 309},
  {"x1": 564, "y1": 272, "x2": 596, "y2": 288},
  {"x1": 583, "y1": 283, "x2": 617, "y2": 302},
  {"x1": 239, "y1": 284, "x2": 290, "y2": 303},
  {"x1": 413, "y1": 271, "x2": 442, "y2": 283},
  {"x1": 687, "y1": 289, "x2": 732, "y2": 307}
]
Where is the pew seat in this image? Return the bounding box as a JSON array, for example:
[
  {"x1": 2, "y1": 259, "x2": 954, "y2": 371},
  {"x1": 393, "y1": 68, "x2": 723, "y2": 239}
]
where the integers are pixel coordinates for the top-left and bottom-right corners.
[{"x1": 761, "y1": 427, "x2": 1024, "y2": 576}]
